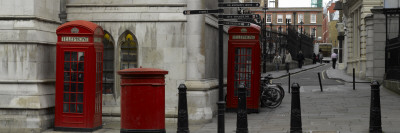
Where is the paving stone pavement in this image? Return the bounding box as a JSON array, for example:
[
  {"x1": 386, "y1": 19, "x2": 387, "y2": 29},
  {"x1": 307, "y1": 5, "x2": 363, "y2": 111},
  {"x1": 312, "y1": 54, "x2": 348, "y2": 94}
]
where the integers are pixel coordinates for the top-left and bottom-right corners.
[{"x1": 44, "y1": 64, "x2": 400, "y2": 133}]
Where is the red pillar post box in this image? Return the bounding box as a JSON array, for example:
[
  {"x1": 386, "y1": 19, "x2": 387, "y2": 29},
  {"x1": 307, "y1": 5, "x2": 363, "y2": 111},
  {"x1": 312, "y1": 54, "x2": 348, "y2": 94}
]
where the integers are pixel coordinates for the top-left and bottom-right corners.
[
  {"x1": 118, "y1": 68, "x2": 168, "y2": 133},
  {"x1": 226, "y1": 24, "x2": 261, "y2": 113},
  {"x1": 55, "y1": 20, "x2": 103, "y2": 131}
]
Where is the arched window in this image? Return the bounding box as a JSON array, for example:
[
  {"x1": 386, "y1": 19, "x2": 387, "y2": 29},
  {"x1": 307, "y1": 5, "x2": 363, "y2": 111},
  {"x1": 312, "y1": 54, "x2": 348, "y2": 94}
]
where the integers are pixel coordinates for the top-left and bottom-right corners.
[
  {"x1": 120, "y1": 32, "x2": 138, "y2": 69},
  {"x1": 103, "y1": 31, "x2": 115, "y2": 94}
]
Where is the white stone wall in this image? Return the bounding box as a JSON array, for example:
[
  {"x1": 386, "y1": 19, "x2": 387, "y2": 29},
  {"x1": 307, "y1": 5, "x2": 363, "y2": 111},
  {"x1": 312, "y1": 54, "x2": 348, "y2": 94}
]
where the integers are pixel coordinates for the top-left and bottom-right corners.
[
  {"x1": 66, "y1": 0, "x2": 227, "y2": 124},
  {"x1": 344, "y1": 0, "x2": 383, "y2": 79},
  {"x1": 0, "y1": 0, "x2": 60, "y2": 132},
  {"x1": 365, "y1": 12, "x2": 385, "y2": 82}
]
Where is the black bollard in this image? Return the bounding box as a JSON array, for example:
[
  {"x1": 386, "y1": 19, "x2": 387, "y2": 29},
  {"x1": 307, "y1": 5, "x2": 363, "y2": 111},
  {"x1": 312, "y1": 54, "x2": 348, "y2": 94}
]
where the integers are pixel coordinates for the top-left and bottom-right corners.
[
  {"x1": 369, "y1": 81, "x2": 382, "y2": 133},
  {"x1": 236, "y1": 83, "x2": 248, "y2": 133},
  {"x1": 217, "y1": 101, "x2": 225, "y2": 133},
  {"x1": 290, "y1": 83, "x2": 302, "y2": 133},
  {"x1": 288, "y1": 73, "x2": 291, "y2": 93},
  {"x1": 318, "y1": 72, "x2": 323, "y2": 92},
  {"x1": 177, "y1": 84, "x2": 189, "y2": 133},
  {"x1": 353, "y1": 68, "x2": 355, "y2": 90}
]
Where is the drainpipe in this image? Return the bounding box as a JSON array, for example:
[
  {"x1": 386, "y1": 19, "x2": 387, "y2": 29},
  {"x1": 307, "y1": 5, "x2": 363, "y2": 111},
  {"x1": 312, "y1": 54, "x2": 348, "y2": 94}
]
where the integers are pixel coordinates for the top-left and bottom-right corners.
[{"x1": 59, "y1": 0, "x2": 67, "y2": 24}]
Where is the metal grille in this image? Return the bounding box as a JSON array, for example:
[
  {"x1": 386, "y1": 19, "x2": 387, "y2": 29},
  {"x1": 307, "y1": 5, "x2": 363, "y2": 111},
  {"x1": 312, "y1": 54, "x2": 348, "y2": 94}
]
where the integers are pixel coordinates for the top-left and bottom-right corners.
[{"x1": 385, "y1": 11, "x2": 400, "y2": 80}]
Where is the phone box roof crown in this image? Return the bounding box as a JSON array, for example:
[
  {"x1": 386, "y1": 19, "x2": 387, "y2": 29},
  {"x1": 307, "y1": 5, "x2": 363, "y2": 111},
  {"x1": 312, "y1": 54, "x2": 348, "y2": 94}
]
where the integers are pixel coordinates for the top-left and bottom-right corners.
[
  {"x1": 228, "y1": 24, "x2": 260, "y2": 34},
  {"x1": 56, "y1": 20, "x2": 103, "y2": 35}
]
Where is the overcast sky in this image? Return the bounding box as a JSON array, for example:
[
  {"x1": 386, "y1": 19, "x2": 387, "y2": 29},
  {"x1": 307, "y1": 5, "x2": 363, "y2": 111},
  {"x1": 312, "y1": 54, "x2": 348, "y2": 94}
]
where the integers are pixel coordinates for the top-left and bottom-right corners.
[{"x1": 279, "y1": 0, "x2": 336, "y2": 8}]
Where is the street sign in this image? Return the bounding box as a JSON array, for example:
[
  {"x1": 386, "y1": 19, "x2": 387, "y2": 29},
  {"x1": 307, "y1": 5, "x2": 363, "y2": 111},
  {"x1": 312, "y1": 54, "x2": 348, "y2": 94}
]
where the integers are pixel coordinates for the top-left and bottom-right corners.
[
  {"x1": 218, "y1": 14, "x2": 260, "y2": 19},
  {"x1": 219, "y1": 21, "x2": 250, "y2": 26},
  {"x1": 218, "y1": 3, "x2": 260, "y2": 7},
  {"x1": 183, "y1": 9, "x2": 223, "y2": 15}
]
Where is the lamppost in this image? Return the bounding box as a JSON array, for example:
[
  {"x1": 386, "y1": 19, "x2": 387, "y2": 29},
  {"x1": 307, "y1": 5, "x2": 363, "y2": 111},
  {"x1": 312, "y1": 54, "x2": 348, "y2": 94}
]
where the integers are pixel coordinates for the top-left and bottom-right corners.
[
  {"x1": 293, "y1": 12, "x2": 297, "y2": 30},
  {"x1": 262, "y1": 4, "x2": 268, "y2": 73},
  {"x1": 312, "y1": 27, "x2": 316, "y2": 41},
  {"x1": 278, "y1": 25, "x2": 282, "y2": 54},
  {"x1": 269, "y1": 23, "x2": 273, "y2": 63},
  {"x1": 299, "y1": 21, "x2": 303, "y2": 50}
]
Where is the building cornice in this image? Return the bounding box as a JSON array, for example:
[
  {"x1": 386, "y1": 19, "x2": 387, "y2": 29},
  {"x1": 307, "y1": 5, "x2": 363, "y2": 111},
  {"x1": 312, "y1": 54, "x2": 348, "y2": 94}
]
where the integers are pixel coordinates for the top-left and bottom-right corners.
[
  {"x1": 67, "y1": 3, "x2": 187, "y2": 7},
  {"x1": 0, "y1": 41, "x2": 56, "y2": 45},
  {"x1": 0, "y1": 16, "x2": 61, "y2": 25},
  {"x1": 0, "y1": 79, "x2": 56, "y2": 84},
  {"x1": 252, "y1": 8, "x2": 323, "y2": 12}
]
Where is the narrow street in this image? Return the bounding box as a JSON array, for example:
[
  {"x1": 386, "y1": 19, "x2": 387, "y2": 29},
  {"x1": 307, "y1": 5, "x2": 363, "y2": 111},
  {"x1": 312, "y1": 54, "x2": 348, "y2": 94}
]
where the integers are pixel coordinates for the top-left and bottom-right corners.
[
  {"x1": 273, "y1": 64, "x2": 344, "y2": 86},
  {"x1": 188, "y1": 64, "x2": 400, "y2": 133}
]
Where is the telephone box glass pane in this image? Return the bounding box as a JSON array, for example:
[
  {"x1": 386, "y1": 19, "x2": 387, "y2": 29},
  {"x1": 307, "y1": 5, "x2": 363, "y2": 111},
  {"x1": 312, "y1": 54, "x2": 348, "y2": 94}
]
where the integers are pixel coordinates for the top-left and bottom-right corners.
[
  {"x1": 70, "y1": 104, "x2": 76, "y2": 112},
  {"x1": 71, "y1": 83, "x2": 77, "y2": 92},
  {"x1": 78, "y1": 63, "x2": 84, "y2": 71},
  {"x1": 64, "y1": 62, "x2": 70, "y2": 71},
  {"x1": 78, "y1": 52, "x2": 84, "y2": 60},
  {"x1": 71, "y1": 52, "x2": 77, "y2": 61},
  {"x1": 63, "y1": 104, "x2": 69, "y2": 112},
  {"x1": 63, "y1": 93, "x2": 69, "y2": 102},
  {"x1": 71, "y1": 93, "x2": 76, "y2": 102},
  {"x1": 64, "y1": 72, "x2": 70, "y2": 81},
  {"x1": 72, "y1": 63, "x2": 77, "y2": 71},
  {"x1": 78, "y1": 73, "x2": 84, "y2": 82},
  {"x1": 71, "y1": 73, "x2": 77, "y2": 82},
  {"x1": 77, "y1": 94, "x2": 83, "y2": 102},
  {"x1": 64, "y1": 83, "x2": 69, "y2": 92},
  {"x1": 78, "y1": 83, "x2": 83, "y2": 92},
  {"x1": 64, "y1": 52, "x2": 70, "y2": 61},
  {"x1": 77, "y1": 104, "x2": 83, "y2": 113}
]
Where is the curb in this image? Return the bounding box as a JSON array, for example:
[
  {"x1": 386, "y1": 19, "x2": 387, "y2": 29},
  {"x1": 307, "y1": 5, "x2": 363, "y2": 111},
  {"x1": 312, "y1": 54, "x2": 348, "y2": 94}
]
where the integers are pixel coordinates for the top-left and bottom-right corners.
[
  {"x1": 325, "y1": 69, "x2": 370, "y2": 83},
  {"x1": 275, "y1": 64, "x2": 325, "y2": 79}
]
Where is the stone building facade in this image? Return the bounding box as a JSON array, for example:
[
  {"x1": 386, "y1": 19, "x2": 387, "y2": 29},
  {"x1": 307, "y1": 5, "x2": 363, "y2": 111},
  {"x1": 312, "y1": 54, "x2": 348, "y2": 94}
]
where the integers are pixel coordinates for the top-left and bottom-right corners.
[
  {"x1": 340, "y1": 0, "x2": 384, "y2": 79},
  {"x1": 0, "y1": 0, "x2": 60, "y2": 132},
  {"x1": 0, "y1": 0, "x2": 235, "y2": 132}
]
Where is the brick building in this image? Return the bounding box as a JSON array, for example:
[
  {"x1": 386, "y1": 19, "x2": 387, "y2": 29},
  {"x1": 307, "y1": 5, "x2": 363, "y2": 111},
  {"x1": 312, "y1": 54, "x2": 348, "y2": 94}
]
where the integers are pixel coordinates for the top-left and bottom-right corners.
[{"x1": 252, "y1": 7, "x2": 323, "y2": 43}]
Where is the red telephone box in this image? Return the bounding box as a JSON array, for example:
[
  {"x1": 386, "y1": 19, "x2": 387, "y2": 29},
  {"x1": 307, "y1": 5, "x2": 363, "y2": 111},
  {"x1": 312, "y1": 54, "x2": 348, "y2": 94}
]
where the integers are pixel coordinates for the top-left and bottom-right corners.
[
  {"x1": 226, "y1": 24, "x2": 261, "y2": 113},
  {"x1": 55, "y1": 20, "x2": 103, "y2": 131}
]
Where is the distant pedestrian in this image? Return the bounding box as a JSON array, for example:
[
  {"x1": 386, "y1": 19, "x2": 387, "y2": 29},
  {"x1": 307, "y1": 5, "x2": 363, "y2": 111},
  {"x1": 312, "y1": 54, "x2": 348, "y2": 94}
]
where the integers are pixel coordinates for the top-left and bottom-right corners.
[
  {"x1": 297, "y1": 51, "x2": 305, "y2": 69},
  {"x1": 273, "y1": 53, "x2": 282, "y2": 71},
  {"x1": 331, "y1": 52, "x2": 338, "y2": 69},
  {"x1": 285, "y1": 50, "x2": 292, "y2": 73},
  {"x1": 312, "y1": 53, "x2": 317, "y2": 64},
  {"x1": 318, "y1": 52, "x2": 323, "y2": 64}
]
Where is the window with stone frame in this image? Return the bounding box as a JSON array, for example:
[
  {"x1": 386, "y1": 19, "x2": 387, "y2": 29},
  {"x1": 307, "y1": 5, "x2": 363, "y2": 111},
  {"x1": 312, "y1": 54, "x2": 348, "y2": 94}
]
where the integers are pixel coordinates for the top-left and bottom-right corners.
[
  {"x1": 286, "y1": 14, "x2": 292, "y2": 23},
  {"x1": 310, "y1": 14, "x2": 317, "y2": 23},
  {"x1": 277, "y1": 14, "x2": 283, "y2": 23},
  {"x1": 269, "y1": 0, "x2": 275, "y2": 8},
  {"x1": 298, "y1": 14, "x2": 304, "y2": 23},
  {"x1": 266, "y1": 14, "x2": 272, "y2": 23},
  {"x1": 120, "y1": 33, "x2": 138, "y2": 70},
  {"x1": 102, "y1": 32, "x2": 115, "y2": 94}
]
